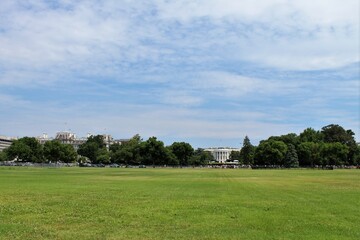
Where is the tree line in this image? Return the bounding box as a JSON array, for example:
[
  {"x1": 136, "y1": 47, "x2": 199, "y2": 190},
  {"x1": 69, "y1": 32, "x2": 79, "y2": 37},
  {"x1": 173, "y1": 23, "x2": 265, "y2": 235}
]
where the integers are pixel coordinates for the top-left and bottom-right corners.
[
  {"x1": 1, "y1": 124, "x2": 359, "y2": 167},
  {"x1": 0, "y1": 134, "x2": 214, "y2": 166},
  {"x1": 230, "y1": 124, "x2": 360, "y2": 167}
]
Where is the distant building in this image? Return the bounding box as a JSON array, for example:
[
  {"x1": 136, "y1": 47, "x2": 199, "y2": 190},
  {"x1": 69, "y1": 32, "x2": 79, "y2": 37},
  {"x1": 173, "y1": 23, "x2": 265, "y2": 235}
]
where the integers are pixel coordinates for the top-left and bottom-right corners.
[
  {"x1": 0, "y1": 135, "x2": 17, "y2": 152},
  {"x1": 203, "y1": 147, "x2": 241, "y2": 163},
  {"x1": 37, "y1": 131, "x2": 129, "y2": 150}
]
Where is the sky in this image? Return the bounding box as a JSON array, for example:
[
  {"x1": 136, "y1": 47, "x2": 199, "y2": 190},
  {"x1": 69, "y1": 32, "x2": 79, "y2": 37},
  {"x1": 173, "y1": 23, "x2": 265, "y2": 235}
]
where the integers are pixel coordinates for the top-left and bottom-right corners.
[{"x1": 0, "y1": 0, "x2": 359, "y2": 148}]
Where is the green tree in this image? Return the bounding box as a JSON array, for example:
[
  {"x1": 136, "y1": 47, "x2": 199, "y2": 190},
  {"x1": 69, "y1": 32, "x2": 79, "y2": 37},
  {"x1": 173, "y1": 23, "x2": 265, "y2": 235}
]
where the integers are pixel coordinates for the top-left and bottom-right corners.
[
  {"x1": 44, "y1": 140, "x2": 78, "y2": 163},
  {"x1": 6, "y1": 137, "x2": 43, "y2": 162},
  {"x1": 269, "y1": 133, "x2": 299, "y2": 147},
  {"x1": 96, "y1": 148, "x2": 111, "y2": 164},
  {"x1": 284, "y1": 144, "x2": 299, "y2": 168},
  {"x1": 321, "y1": 142, "x2": 349, "y2": 166},
  {"x1": 169, "y1": 142, "x2": 194, "y2": 166},
  {"x1": 321, "y1": 124, "x2": 354, "y2": 144},
  {"x1": 140, "y1": 137, "x2": 172, "y2": 166},
  {"x1": 299, "y1": 128, "x2": 323, "y2": 143},
  {"x1": 111, "y1": 145, "x2": 133, "y2": 165},
  {"x1": 254, "y1": 140, "x2": 287, "y2": 166},
  {"x1": 78, "y1": 135, "x2": 106, "y2": 163},
  {"x1": 229, "y1": 151, "x2": 241, "y2": 162},
  {"x1": 43, "y1": 140, "x2": 63, "y2": 163},
  {"x1": 321, "y1": 124, "x2": 357, "y2": 164},
  {"x1": 189, "y1": 149, "x2": 214, "y2": 166},
  {"x1": 110, "y1": 135, "x2": 143, "y2": 165},
  {"x1": 61, "y1": 144, "x2": 78, "y2": 163},
  {"x1": 0, "y1": 151, "x2": 7, "y2": 161},
  {"x1": 353, "y1": 145, "x2": 360, "y2": 165},
  {"x1": 297, "y1": 142, "x2": 322, "y2": 167},
  {"x1": 239, "y1": 136, "x2": 255, "y2": 165}
]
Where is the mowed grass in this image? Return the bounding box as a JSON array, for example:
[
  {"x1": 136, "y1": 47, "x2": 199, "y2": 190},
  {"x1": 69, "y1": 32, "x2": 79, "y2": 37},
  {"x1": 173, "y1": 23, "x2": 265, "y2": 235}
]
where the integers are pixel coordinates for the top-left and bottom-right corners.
[{"x1": 0, "y1": 167, "x2": 359, "y2": 240}]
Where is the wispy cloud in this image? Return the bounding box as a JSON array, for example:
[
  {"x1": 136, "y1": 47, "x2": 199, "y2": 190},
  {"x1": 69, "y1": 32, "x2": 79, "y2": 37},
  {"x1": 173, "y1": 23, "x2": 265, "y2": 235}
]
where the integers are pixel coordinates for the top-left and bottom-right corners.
[{"x1": 0, "y1": 0, "x2": 359, "y2": 147}]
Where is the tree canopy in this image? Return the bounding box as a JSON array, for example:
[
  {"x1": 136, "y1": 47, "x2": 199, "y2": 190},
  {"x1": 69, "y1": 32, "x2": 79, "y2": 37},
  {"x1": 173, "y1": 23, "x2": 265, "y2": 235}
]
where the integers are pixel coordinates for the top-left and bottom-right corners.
[{"x1": 1, "y1": 123, "x2": 358, "y2": 167}]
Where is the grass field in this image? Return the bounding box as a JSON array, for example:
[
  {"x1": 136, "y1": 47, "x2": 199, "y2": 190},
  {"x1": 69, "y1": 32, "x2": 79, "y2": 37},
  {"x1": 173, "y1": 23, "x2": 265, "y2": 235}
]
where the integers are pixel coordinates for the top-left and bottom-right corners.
[{"x1": 0, "y1": 167, "x2": 359, "y2": 240}]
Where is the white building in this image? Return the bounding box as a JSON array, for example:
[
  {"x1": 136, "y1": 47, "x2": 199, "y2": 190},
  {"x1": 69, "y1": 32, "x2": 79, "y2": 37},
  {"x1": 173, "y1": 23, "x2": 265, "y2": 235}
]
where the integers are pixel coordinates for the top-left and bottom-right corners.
[
  {"x1": 37, "y1": 131, "x2": 87, "y2": 150},
  {"x1": 37, "y1": 131, "x2": 129, "y2": 150},
  {"x1": 0, "y1": 135, "x2": 17, "y2": 152},
  {"x1": 204, "y1": 147, "x2": 241, "y2": 163}
]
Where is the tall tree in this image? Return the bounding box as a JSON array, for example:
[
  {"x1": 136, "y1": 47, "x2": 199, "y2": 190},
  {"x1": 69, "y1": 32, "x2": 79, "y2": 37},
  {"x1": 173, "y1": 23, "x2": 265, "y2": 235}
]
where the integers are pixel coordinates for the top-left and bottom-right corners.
[
  {"x1": 321, "y1": 142, "x2": 349, "y2": 166},
  {"x1": 110, "y1": 134, "x2": 143, "y2": 165},
  {"x1": 61, "y1": 144, "x2": 78, "y2": 163},
  {"x1": 321, "y1": 124, "x2": 354, "y2": 144},
  {"x1": 169, "y1": 142, "x2": 194, "y2": 166},
  {"x1": 297, "y1": 142, "x2": 322, "y2": 167},
  {"x1": 140, "y1": 137, "x2": 173, "y2": 166},
  {"x1": 284, "y1": 144, "x2": 299, "y2": 168},
  {"x1": 240, "y1": 136, "x2": 255, "y2": 165},
  {"x1": 44, "y1": 140, "x2": 78, "y2": 163},
  {"x1": 0, "y1": 151, "x2": 7, "y2": 161},
  {"x1": 254, "y1": 140, "x2": 287, "y2": 165},
  {"x1": 321, "y1": 124, "x2": 357, "y2": 164},
  {"x1": 299, "y1": 128, "x2": 323, "y2": 143},
  {"x1": 44, "y1": 140, "x2": 62, "y2": 163},
  {"x1": 78, "y1": 135, "x2": 106, "y2": 163},
  {"x1": 269, "y1": 133, "x2": 299, "y2": 147},
  {"x1": 189, "y1": 149, "x2": 214, "y2": 166},
  {"x1": 6, "y1": 137, "x2": 43, "y2": 162},
  {"x1": 96, "y1": 148, "x2": 111, "y2": 164}
]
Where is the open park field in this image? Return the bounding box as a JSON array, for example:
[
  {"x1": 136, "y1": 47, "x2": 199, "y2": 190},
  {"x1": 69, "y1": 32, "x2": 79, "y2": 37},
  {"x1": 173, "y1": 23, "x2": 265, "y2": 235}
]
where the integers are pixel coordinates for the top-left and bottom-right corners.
[{"x1": 0, "y1": 167, "x2": 359, "y2": 240}]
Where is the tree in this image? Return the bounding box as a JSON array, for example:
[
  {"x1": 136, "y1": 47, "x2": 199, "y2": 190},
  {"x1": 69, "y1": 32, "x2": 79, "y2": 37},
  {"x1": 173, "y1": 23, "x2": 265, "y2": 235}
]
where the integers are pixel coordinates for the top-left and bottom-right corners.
[
  {"x1": 189, "y1": 149, "x2": 214, "y2": 166},
  {"x1": 0, "y1": 151, "x2": 7, "y2": 161},
  {"x1": 140, "y1": 137, "x2": 172, "y2": 166},
  {"x1": 299, "y1": 128, "x2": 323, "y2": 143},
  {"x1": 61, "y1": 144, "x2": 78, "y2": 163},
  {"x1": 284, "y1": 144, "x2": 299, "y2": 168},
  {"x1": 321, "y1": 124, "x2": 357, "y2": 164},
  {"x1": 321, "y1": 124, "x2": 354, "y2": 144},
  {"x1": 169, "y1": 142, "x2": 194, "y2": 166},
  {"x1": 229, "y1": 151, "x2": 241, "y2": 162},
  {"x1": 297, "y1": 142, "x2": 322, "y2": 167},
  {"x1": 96, "y1": 148, "x2": 111, "y2": 164},
  {"x1": 164, "y1": 147, "x2": 178, "y2": 166},
  {"x1": 321, "y1": 142, "x2": 349, "y2": 166},
  {"x1": 6, "y1": 137, "x2": 43, "y2": 162},
  {"x1": 254, "y1": 140, "x2": 287, "y2": 166},
  {"x1": 269, "y1": 133, "x2": 299, "y2": 147},
  {"x1": 78, "y1": 135, "x2": 106, "y2": 163},
  {"x1": 353, "y1": 145, "x2": 360, "y2": 165},
  {"x1": 110, "y1": 135, "x2": 143, "y2": 165},
  {"x1": 239, "y1": 136, "x2": 255, "y2": 165},
  {"x1": 111, "y1": 145, "x2": 133, "y2": 165},
  {"x1": 44, "y1": 140, "x2": 78, "y2": 163},
  {"x1": 43, "y1": 140, "x2": 62, "y2": 163}
]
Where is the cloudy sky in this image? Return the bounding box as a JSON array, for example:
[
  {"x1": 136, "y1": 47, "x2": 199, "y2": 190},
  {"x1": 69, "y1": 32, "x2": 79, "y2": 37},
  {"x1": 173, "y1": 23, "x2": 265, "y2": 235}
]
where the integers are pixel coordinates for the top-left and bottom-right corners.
[{"x1": 0, "y1": 0, "x2": 359, "y2": 148}]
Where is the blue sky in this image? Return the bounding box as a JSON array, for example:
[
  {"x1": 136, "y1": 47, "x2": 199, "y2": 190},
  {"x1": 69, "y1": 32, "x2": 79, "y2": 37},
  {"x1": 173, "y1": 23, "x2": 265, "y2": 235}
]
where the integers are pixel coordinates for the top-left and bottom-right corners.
[{"x1": 0, "y1": 0, "x2": 359, "y2": 148}]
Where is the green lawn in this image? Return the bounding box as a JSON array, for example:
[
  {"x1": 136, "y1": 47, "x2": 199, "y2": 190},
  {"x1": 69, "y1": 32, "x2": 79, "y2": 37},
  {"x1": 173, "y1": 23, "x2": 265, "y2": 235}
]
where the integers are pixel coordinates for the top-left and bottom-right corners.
[{"x1": 0, "y1": 167, "x2": 359, "y2": 240}]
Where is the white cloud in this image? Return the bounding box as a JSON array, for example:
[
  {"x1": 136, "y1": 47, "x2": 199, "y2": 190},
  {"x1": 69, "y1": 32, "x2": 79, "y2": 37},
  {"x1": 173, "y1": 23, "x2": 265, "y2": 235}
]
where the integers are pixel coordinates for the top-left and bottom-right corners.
[
  {"x1": 0, "y1": 0, "x2": 358, "y2": 80},
  {"x1": 189, "y1": 71, "x2": 305, "y2": 98},
  {"x1": 154, "y1": 0, "x2": 359, "y2": 70},
  {"x1": 0, "y1": 1, "x2": 358, "y2": 145},
  {"x1": 156, "y1": 0, "x2": 358, "y2": 26}
]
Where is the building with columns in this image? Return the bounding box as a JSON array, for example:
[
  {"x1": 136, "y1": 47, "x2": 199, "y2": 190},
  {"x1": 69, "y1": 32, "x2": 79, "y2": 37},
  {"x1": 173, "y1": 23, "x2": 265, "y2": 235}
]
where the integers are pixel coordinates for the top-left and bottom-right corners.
[{"x1": 203, "y1": 147, "x2": 241, "y2": 163}]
